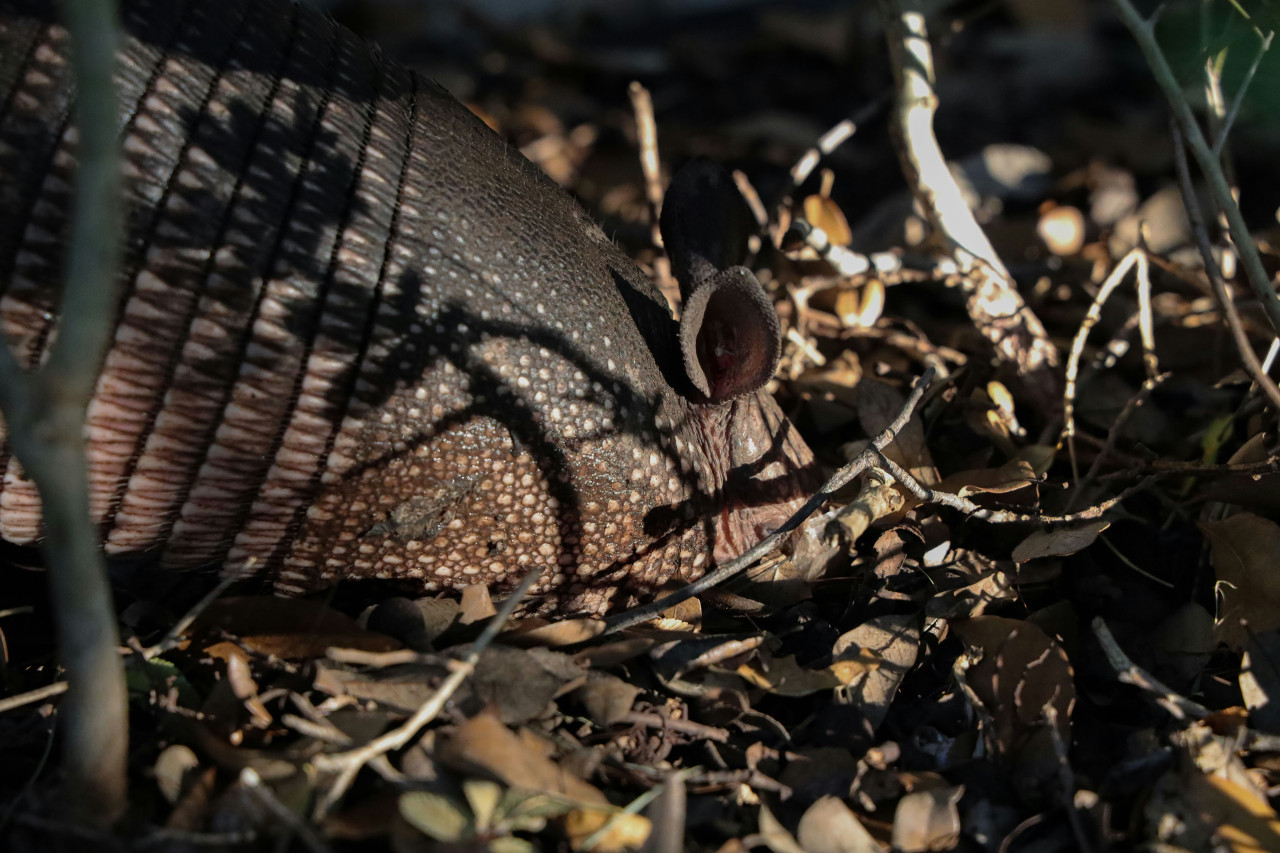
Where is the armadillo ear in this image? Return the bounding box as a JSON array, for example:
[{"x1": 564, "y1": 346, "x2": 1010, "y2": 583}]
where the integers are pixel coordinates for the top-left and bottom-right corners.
[
  {"x1": 659, "y1": 158, "x2": 753, "y2": 299},
  {"x1": 679, "y1": 266, "x2": 782, "y2": 403}
]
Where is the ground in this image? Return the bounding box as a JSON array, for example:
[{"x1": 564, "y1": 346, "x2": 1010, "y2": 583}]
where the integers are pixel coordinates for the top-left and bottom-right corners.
[{"x1": 5, "y1": 0, "x2": 1280, "y2": 850}]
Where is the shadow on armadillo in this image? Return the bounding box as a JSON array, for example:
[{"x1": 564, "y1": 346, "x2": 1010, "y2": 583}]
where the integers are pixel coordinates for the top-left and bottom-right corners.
[{"x1": 0, "y1": 0, "x2": 819, "y2": 614}]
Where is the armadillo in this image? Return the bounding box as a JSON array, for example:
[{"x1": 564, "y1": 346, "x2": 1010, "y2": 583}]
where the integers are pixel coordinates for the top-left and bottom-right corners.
[{"x1": 0, "y1": 0, "x2": 815, "y2": 613}]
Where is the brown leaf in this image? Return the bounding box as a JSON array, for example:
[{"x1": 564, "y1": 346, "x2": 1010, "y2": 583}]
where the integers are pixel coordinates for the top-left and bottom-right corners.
[
  {"x1": 154, "y1": 744, "x2": 200, "y2": 805},
  {"x1": 931, "y1": 458, "x2": 1039, "y2": 498},
  {"x1": 562, "y1": 808, "x2": 652, "y2": 852},
  {"x1": 832, "y1": 614, "x2": 921, "y2": 731},
  {"x1": 854, "y1": 379, "x2": 938, "y2": 486},
  {"x1": 925, "y1": 570, "x2": 1016, "y2": 619},
  {"x1": 194, "y1": 596, "x2": 400, "y2": 660},
  {"x1": 796, "y1": 795, "x2": 887, "y2": 853},
  {"x1": 571, "y1": 672, "x2": 640, "y2": 726},
  {"x1": 315, "y1": 661, "x2": 443, "y2": 714},
  {"x1": 459, "y1": 584, "x2": 497, "y2": 624},
  {"x1": 890, "y1": 786, "x2": 963, "y2": 853},
  {"x1": 465, "y1": 646, "x2": 588, "y2": 723},
  {"x1": 736, "y1": 648, "x2": 868, "y2": 697},
  {"x1": 951, "y1": 617, "x2": 1075, "y2": 766},
  {"x1": 501, "y1": 617, "x2": 606, "y2": 647},
  {"x1": 803, "y1": 194, "x2": 852, "y2": 245},
  {"x1": 1011, "y1": 520, "x2": 1109, "y2": 562},
  {"x1": 1202, "y1": 512, "x2": 1280, "y2": 647},
  {"x1": 437, "y1": 712, "x2": 606, "y2": 805}
]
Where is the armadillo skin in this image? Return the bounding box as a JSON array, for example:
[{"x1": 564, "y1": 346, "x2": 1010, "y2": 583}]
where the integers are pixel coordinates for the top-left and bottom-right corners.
[{"x1": 0, "y1": 0, "x2": 813, "y2": 613}]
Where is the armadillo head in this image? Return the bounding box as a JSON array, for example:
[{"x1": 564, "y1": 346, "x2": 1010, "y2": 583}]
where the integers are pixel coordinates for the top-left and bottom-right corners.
[{"x1": 267, "y1": 145, "x2": 816, "y2": 614}]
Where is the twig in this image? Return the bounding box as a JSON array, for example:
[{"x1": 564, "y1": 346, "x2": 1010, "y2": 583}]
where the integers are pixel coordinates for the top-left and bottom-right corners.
[
  {"x1": 1107, "y1": 0, "x2": 1280, "y2": 339},
  {"x1": 1091, "y1": 616, "x2": 1209, "y2": 720},
  {"x1": 876, "y1": 0, "x2": 1006, "y2": 277},
  {"x1": 782, "y1": 218, "x2": 905, "y2": 278},
  {"x1": 311, "y1": 566, "x2": 543, "y2": 817},
  {"x1": 779, "y1": 101, "x2": 882, "y2": 221},
  {"x1": 628, "y1": 82, "x2": 675, "y2": 306},
  {"x1": 1044, "y1": 705, "x2": 1093, "y2": 853},
  {"x1": 603, "y1": 368, "x2": 935, "y2": 634},
  {"x1": 140, "y1": 568, "x2": 246, "y2": 661},
  {"x1": 618, "y1": 712, "x2": 729, "y2": 743},
  {"x1": 876, "y1": 0, "x2": 1059, "y2": 383},
  {"x1": 632, "y1": 769, "x2": 689, "y2": 853},
  {"x1": 0, "y1": 681, "x2": 70, "y2": 714},
  {"x1": 239, "y1": 768, "x2": 332, "y2": 853},
  {"x1": 0, "y1": 0, "x2": 127, "y2": 825},
  {"x1": 873, "y1": 450, "x2": 1152, "y2": 525},
  {"x1": 1062, "y1": 248, "x2": 1149, "y2": 482},
  {"x1": 1170, "y1": 122, "x2": 1280, "y2": 416},
  {"x1": 1068, "y1": 372, "x2": 1171, "y2": 513},
  {"x1": 1098, "y1": 456, "x2": 1280, "y2": 480},
  {"x1": 1212, "y1": 29, "x2": 1274, "y2": 158}
]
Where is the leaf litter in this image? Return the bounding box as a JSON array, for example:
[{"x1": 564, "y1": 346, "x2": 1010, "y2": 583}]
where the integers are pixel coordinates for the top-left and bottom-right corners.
[{"x1": 7, "y1": 0, "x2": 1280, "y2": 850}]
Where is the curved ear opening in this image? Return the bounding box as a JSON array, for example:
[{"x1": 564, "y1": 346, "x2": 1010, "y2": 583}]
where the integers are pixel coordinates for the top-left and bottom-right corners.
[{"x1": 678, "y1": 267, "x2": 781, "y2": 403}]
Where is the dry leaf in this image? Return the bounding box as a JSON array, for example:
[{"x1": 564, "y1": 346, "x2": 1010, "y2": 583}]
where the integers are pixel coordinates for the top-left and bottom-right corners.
[
  {"x1": 194, "y1": 596, "x2": 401, "y2": 659},
  {"x1": 854, "y1": 380, "x2": 938, "y2": 486},
  {"x1": 891, "y1": 786, "x2": 963, "y2": 853},
  {"x1": 1011, "y1": 520, "x2": 1109, "y2": 562},
  {"x1": 736, "y1": 648, "x2": 870, "y2": 697},
  {"x1": 796, "y1": 795, "x2": 887, "y2": 853},
  {"x1": 925, "y1": 570, "x2": 1017, "y2": 619},
  {"x1": 931, "y1": 458, "x2": 1039, "y2": 498},
  {"x1": 833, "y1": 614, "x2": 921, "y2": 731},
  {"x1": 804, "y1": 194, "x2": 852, "y2": 245},
  {"x1": 571, "y1": 672, "x2": 641, "y2": 726},
  {"x1": 459, "y1": 584, "x2": 497, "y2": 624},
  {"x1": 437, "y1": 712, "x2": 606, "y2": 805},
  {"x1": 501, "y1": 617, "x2": 606, "y2": 647},
  {"x1": 756, "y1": 803, "x2": 806, "y2": 853},
  {"x1": 1202, "y1": 512, "x2": 1280, "y2": 647},
  {"x1": 951, "y1": 617, "x2": 1075, "y2": 775},
  {"x1": 562, "y1": 807, "x2": 651, "y2": 852}
]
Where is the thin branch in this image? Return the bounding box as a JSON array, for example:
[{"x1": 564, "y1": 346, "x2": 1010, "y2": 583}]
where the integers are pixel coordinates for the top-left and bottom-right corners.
[
  {"x1": 1061, "y1": 248, "x2": 1149, "y2": 482},
  {"x1": 874, "y1": 450, "x2": 1154, "y2": 525},
  {"x1": 140, "y1": 568, "x2": 246, "y2": 661},
  {"x1": 876, "y1": 0, "x2": 1059, "y2": 384},
  {"x1": 1170, "y1": 122, "x2": 1280, "y2": 416},
  {"x1": 1068, "y1": 372, "x2": 1171, "y2": 513},
  {"x1": 604, "y1": 368, "x2": 937, "y2": 634},
  {"x1": 1108, "y1": 0, "x2": 1280, "y2": 339},
  {"x1": 1092, "y1": 617, "x2": 1209, "y2": 720},
  {"x1": 0, "y1": 681, "x2": 70, "y2": 715},
  {"x1": 1213, "y1": 29, "x2": 1274, "y2": 157},
  {"x1": 628, "y1": 82, "x2": 676, "y2": 308},
  {"x1": 0, "y1": 0, "x2": 127, "y2": 825},
  {"x1": 1098, "y1": 456, "x2": 1280, "y2": 480}
]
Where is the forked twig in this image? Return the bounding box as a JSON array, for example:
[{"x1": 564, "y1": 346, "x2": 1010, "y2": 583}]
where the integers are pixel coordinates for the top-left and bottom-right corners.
[{"x1": 1061, "y1": 248, "x2": 1152, "y2": 482}]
